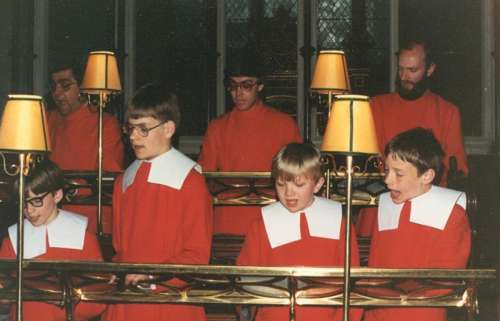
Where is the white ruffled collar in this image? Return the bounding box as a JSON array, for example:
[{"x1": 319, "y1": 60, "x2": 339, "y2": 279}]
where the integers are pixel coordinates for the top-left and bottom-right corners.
[
  {"x1": 8, "y1": 210, "x2": 88, "y2": 259},
  {"x1": 122, "y1": 147, "x2": 200, "y2": 191},
  {"x1": 378, "y1": 185, "x2": 466, "y2": 231},
  {"x1": 262, "y1": 196, "x2": 343, "y2": 248}
]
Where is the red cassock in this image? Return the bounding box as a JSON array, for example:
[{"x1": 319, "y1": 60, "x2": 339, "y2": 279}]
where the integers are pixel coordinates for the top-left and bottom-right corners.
[
  {"x1": 237, "y1": 197, "x2": 362, "y2": 321},
  {"x1": 47, "y1": 104, "x2": 124, "y2": 233},
  {"x1": 198, "y1": 102, "x2": 302, "y2": 235},
  {"x1": 357, "y1": 90, "x2": 469, "y2": 236},
  {"x1": 371, "y1": 90, "x2": 468, "y2": 180},
  {"x1": 0, "y1": 211, "x2": 105, "y2": 321},
  {"x1": 365, "y1": 186, "x2": 471, "y2": 321},
  {"x1": 102, "y1": 148, "x2": 213, "y2": 321}
]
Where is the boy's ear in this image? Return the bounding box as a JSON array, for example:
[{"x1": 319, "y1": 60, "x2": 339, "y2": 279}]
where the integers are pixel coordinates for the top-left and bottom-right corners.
[
  {"x1": 53, "y1": 189, "x2": 64, "y2": 205},
  {"x1": 314, "y1": 176, "x2": 325, "y2": 193},
  {"x1": 163, "y1": 120, "x2": 176, "y2": 139},
  {"x1": 421, "y1": 168, "x2": 435, "y2": 185}
]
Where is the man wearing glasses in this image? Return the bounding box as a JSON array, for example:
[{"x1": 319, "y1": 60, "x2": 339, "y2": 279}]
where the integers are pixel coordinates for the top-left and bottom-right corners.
[
  {"x1": 46, "y1": 59, "x2": 124, "y2": 234},
  {"x1": 198, "y1": 53, "x2": 302, "y2": 236}
]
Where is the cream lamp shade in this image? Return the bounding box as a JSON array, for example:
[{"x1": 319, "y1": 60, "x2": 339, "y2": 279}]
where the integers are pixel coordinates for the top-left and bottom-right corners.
[
  {"x1": 310, "y1": 50, "x2": 351, "y2": 94},
  {"x1": 321, "y1": 94, "x2": 379, "y2": 155},
  {"x1": 0, "y1": 94, "x2": 51, "y2": 153},
  {"x1": 80, "y1": 51, "x2": 122, "y2": 94}
]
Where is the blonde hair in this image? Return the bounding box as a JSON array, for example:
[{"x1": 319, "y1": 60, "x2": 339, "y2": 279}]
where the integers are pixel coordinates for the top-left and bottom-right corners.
[{"x1": 272, "y1": 143, "x2": 323, "y2": 182}]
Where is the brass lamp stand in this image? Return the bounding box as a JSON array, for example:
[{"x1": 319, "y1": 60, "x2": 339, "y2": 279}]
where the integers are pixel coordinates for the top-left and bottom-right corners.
[
  {"x1": 80, "y1": 51, "x2": 122, "y2": 238},
  {"x1": 0, "y1": 94, "x2": 51, "y2": 321},
  {"x1": 321, "y1": 95, "x2": 379, "y2": 321}
]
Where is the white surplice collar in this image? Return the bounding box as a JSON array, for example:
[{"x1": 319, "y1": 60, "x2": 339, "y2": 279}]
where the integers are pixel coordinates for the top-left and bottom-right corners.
[
  {"x1": 122, "y1": 147, "x2": 201, "y2": 192},
  {"x1": 8, "y1": 210, "x2": 88, "y2": 259},
  {"x1": 378, "y1": 185, "x2": 467, "y2": 231},
  {"x1": 261, "y1": 196, "x2": 343, "y2": 248}
]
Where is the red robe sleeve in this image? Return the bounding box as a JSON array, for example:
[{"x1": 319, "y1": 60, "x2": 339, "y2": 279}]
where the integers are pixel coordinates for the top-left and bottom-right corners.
[
  {"x1": 431, "y1": 205, "x2": 471, "y2": 268},
  {"x1": 71, "y1": 232, "x2": 106, "y2": 320},
  {"x1": 111, "y1": 175, "x2": 124, "y2": 262},
  {"x1": 167, "y1": 172, "x2": 213, "y2": 265},
  {"x1": 440, "y1": 106, "x2": 469, "y2": 176},
  {"x1": 0, "y1": 236, "x2": 15, "y2": 258},
  {"x1": 198, "y1": 121, "x2": 221, "y2": 171},
  {"x1": 236, "y1": 220, "x2": 264, "y2": 266}
]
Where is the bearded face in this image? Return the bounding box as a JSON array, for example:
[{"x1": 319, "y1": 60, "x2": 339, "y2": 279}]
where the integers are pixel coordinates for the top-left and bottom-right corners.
[
  {"x1": 395, "y1": 44, "x2": 435, "y2": 101},
  {"x1": 395, "y1": 72, "x2": 430, "y2": 100}
]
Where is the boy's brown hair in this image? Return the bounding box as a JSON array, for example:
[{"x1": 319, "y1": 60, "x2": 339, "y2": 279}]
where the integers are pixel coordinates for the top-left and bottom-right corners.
[
  {"x1": 272, "y1": 143, "x2": 323, "y2": 182},
  {"x1": 126, "y1": 82, "x2": 181, "y2": 126},
  {"x1": 385, "y1": 127, "x2": 444, "y2": 183},
  {"x1": 15, "y1": 158, "x2": 66, "y2": 196}
]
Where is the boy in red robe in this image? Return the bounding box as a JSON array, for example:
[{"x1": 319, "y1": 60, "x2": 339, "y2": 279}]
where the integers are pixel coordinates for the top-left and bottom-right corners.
[
  {"x1": 101, "y1": 83, "x2": 213, "y2": 321},
  {"x1": 0, "y1": 159, "x2": 105, "y2": 321},
  {"x1": 365, "y1": 127, "x2": 471, "y2": 321},
  {"x1": 198, "y1": 54, "x2": 302, "y2": 236},
  {"x1": 47, "y1": 60, "x2": 124, "y2": 234},
  {"x1": 237, "y1": 143, "x2": 361, "y2": 321}
]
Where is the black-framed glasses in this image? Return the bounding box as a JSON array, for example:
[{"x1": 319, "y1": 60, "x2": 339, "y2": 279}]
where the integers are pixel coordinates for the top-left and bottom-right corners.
[
  {"x1": 226, "y1": 80, "x2": 258, "y2": 92},
  {"x1": 24, "y1": 191, "x2": 51, "y2": 208},
  {"x1": 122, "y1": 121, "x2": 166, "y2": 137},
  {"x1": 50, "y1": 80, "x2": 77, "y2": 92}
]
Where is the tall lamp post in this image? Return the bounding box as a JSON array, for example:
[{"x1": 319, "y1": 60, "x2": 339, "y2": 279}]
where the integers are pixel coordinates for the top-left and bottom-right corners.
[
  {"x1": 0, "y1": 94, "x2": 51, "y2": 321},
  {"x1": 79, "y1": 51, "x2": 122, "y2": 238},
  {"x1": 321, "y1": 94, "x2": 379, "y2": 321}
]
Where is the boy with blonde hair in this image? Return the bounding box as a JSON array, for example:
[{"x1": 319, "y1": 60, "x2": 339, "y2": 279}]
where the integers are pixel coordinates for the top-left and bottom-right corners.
[
  {"x1": 365, "y1": 127, "x2": 471, "y2": 321},
  {"x1": 237, "y1": 142, "x2": 361, "y2": 321}
]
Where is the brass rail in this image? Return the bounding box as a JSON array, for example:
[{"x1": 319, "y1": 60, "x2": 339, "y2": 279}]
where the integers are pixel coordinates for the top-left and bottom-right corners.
[{"x1": 0, "y1": 260, "x2": 494, "y2": 308}]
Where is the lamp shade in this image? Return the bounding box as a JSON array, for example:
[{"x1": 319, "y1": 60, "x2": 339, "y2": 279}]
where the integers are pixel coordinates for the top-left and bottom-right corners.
[
  {"x1": 0, "y1": 95, "x2": 51, "y2": 153},
  {"x1": 310, "y1": 50, "x2": 351, "y2": 94},
  {"x1": 80, "y1": 51, "x2": 122, "y2": 94},
  {"x1": 321, "y1": 95, "x2": 379, "y2": 155}
]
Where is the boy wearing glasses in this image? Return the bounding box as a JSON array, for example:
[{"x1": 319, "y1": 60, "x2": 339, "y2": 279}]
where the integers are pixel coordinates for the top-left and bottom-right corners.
[
  {"x1": 102, "y1": 83, "x2": 213, "y2": 321},
  {"x1": 198, "y1": 53, "x2": 302, "y2": 236},
  {"x1": 0, "y1": 159, "x2": 105, "y2": 321},
  {"x1": 47, "y1": 59, "x2": 124, "y2": 233}
]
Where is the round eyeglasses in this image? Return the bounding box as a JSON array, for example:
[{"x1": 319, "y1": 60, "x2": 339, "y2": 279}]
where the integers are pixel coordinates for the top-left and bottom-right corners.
[
  {"x1": 122, "y1": 121, "x2": 166, "y2": 137},
  {"x1": 226, "y1": 80, "x2": 258, "y2": 92},
  {"x1": 24, "y1": 191, "x2": 51, "y2": 208}
]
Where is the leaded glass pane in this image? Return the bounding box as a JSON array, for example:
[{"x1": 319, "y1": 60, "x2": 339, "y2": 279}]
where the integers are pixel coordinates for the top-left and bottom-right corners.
[
  {"x1": 264, "y1": 0, "x2": 297, "y2": 17},
  {"x1": 317, "y1": 1, "x2": 351, "y2": 49},
  {"x1": 316, "y1": 0, "x2": 389, "y2": 95}
]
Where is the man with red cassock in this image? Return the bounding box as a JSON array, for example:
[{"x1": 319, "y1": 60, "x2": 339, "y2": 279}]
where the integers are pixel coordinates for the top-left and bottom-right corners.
[{"x1": 198, "y1": 54, "x2": 302, "y2": 236}]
